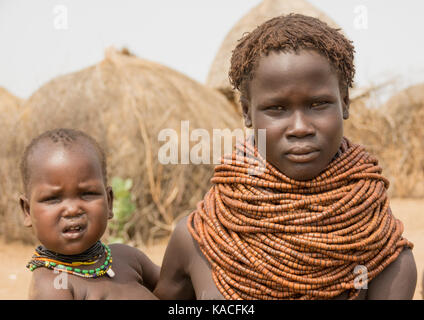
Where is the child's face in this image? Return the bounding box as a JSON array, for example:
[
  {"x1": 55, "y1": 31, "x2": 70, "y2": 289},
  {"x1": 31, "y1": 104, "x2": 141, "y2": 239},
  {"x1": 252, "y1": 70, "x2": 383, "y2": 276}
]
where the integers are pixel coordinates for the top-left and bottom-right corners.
[
  {"x1": 244, "y1": 49, "x2": 349, "y2": 180},
  {"x1": 20, "y1": 142, "x2": 113, "y2": 255}
]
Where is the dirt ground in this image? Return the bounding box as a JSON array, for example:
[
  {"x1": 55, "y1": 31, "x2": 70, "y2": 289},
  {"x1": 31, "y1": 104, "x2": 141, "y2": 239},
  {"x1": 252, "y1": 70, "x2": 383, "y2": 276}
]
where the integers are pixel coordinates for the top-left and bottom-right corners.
[{"x1": 1, "y1": 198, "x2": 422, "y2": 300}]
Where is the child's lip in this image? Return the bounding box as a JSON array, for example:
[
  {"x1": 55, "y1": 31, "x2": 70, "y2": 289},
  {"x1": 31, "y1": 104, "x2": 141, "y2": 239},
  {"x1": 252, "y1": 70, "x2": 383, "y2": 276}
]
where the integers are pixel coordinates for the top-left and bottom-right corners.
[{"x1": 62, "y1": 223, "x2": 87, "y2": 239}]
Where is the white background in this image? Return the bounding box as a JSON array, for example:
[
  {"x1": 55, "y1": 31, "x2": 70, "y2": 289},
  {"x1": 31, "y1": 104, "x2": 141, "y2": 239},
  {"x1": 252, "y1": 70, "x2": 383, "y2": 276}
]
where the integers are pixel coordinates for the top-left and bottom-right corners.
[{"x1": 1, "y1": 0, "x2": 423, "y2": 100}]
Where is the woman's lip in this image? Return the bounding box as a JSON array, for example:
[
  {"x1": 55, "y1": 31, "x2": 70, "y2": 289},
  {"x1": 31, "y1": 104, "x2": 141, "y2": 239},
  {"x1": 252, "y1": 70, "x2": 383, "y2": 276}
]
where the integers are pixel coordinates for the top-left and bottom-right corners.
[{"x1": 285, "y1": 150, "x2": 320, "y2": 163}]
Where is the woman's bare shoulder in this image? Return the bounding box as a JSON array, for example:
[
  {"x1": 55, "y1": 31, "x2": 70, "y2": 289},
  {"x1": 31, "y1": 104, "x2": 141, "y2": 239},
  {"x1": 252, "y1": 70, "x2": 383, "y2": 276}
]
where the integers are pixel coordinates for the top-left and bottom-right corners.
[{"x1": 367, "y1": 247, "x2": 417, "y2": 299}]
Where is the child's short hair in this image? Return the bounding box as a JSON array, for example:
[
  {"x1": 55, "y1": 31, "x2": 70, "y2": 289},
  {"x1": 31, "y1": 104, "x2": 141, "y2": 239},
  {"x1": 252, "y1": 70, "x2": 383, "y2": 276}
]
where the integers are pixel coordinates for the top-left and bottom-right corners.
[
  {"x1": 229, "y1": 13, "x2": 355, "y2": 101},
  {"x1": 20, "y1": 128, "x2": 107, "y2": 194}
]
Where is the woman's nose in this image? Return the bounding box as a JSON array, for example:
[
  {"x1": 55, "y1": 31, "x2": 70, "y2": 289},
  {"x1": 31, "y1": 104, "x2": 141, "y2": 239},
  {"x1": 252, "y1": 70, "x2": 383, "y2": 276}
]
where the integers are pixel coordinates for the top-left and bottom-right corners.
[{"x1": 285, "y1": 110, "x2": 315, "y2": 138}]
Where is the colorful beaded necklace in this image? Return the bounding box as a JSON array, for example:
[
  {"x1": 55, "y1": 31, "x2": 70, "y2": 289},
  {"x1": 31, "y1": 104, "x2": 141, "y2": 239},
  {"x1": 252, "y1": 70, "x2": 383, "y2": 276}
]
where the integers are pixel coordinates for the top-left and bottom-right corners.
[{"x1": 26, "y1": 241, "x2": 115, "y2": 278}]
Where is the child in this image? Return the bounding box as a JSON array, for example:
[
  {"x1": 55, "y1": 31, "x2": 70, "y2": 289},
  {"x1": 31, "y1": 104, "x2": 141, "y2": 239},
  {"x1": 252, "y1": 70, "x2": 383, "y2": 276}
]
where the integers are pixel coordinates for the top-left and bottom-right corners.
[
  {"x1": 154, "y1": 14, "x2": 417, "y2": 300},
  {"x1": 20, "y1": 128, "x2": 159, "y2": 299}
]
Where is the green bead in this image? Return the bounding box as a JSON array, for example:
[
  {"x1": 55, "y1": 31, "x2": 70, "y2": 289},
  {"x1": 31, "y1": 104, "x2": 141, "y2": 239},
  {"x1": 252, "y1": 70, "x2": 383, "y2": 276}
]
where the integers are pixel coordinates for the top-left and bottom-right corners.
[
  {"x1": 57, "y1": 264, "x2": 64, "y2": 269},
  {"x1": 104, "y1": 261, "x2": 108, "y2": 266},
  {"x1": 100, "y1": 265, "x2": 105, "y2": 270},
  {"x1": 50, "y1": 262, "x2": 56, "y2": 267},
  {"x1": 82, "y1": 270, "x2": 89, "y2": 274},
  {"x1": 89, "y1": 270, "x2": 95, "y2": 274},
  {"x1": 95, "y1": 268, "x2": 100, "y2": 272},
  {"x1": 66, "y1": 267, "x2": 73, "y2": 271},
  {"x1": 74, "y1": 269, "x2": 81, "y2": 273}
]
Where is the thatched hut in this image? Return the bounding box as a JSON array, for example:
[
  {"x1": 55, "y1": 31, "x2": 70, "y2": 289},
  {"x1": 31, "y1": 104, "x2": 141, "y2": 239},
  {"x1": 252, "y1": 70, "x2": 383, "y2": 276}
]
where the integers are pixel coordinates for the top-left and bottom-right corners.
[
  {"x1": 0, "y1": 88, "x2": 31, "y2": 242},
  {"x1": 344, "y1": 83, "x2": 424, "y2": 198},
  {"x1": 12, "y1": 48, "x2": 242, "y2": 245},
  {"x1": 379, "y1": 83, "x2": 424, "y2": 197},
  {"x1": 0, "y1": 87, "x2": 21, "y2": 111},
  {"x1": 206, "y1": 0, "x2": 340, "y2": 114}
]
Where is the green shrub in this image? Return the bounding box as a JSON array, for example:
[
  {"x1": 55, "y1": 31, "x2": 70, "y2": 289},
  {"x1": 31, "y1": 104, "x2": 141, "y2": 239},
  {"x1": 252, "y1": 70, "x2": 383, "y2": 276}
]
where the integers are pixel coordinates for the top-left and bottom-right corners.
[{"x1": 108, "y1": 177, "x2": 136, "y2": 243}]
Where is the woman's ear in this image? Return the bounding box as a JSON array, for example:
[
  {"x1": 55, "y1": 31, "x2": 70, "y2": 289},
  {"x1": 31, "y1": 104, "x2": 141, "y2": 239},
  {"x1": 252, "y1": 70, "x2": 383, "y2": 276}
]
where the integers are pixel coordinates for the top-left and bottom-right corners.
[
  {"x1": 106, "y1": 186, "x2": 114, "y2": 220},
  {"x1": 341, "y1": 87, "x2": 350, "y2": 120},
  {"x1": 241, "y1": 97, "x2": 253, "y2": 128},
  {"x1": 19, "y1": 195, "x2": 32, "y2": 227}
]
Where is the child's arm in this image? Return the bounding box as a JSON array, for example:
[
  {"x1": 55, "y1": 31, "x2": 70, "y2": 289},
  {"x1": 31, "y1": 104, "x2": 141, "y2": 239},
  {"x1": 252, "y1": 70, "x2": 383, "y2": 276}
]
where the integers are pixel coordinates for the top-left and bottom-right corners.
[
  {"x1": 28, "y1": 269, "x2": 74, "y2": 300},
  {"x1": 153, "y1": 216, "x2": 196, "y2": 299},
  {"x1": 367, "y1": 247, "x2": 417, "y2": 299}
]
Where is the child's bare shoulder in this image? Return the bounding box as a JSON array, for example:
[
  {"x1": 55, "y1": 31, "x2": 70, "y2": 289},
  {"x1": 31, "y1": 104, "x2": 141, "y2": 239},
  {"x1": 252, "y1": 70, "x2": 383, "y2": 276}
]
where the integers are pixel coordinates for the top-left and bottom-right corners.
[
  {"x1": 108, "y1": 243, "x2": 149, "y2": 268},
  {"x1": 108, "y1": 242, "x2": 160, "y2": 291},
  {"x1": 108, "y1": 243, "x2": 140, "y2": 255},
  {"x1": 29, "y1": 267, "x2": 73, "y2": 299},
  {"x1": 109, "y1": 243, "x2": 151, "y2": 262}
]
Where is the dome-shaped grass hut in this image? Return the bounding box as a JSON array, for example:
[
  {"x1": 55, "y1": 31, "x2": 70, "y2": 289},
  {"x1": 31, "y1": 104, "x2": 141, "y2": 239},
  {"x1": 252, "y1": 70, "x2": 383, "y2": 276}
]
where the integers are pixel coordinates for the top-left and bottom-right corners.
[
  {"x1": 15, "y1": 48, "x2": 242, "y2": 245},
  {"x1": 0, "y1": 88, "x2": 31, "y2": 242},
  {"x1": 0, "y1": 87, "x2": 21, "y2": 111},
  {"x1": 206, "y1": 0, "x2": 340, "y2": 114},
  {"x1": 379, "y1": 83, "x2": 424, "y2": 198}
]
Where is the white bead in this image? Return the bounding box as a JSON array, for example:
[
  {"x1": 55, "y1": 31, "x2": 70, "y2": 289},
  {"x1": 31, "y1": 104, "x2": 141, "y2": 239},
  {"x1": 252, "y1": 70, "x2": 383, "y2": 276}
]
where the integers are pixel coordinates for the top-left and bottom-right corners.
[{"x1": 106, "y1": 268, "x2": 115, "y2": 278}]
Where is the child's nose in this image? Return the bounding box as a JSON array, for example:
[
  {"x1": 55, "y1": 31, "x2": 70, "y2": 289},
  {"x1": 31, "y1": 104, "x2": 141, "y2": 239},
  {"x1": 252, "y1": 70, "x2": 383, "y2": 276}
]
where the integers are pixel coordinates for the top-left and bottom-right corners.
[
  {"x1": 62, "y1": 199, "x2": 84, "y2": 217},
  {"x1": 286, "y1": 110, "x2": 315, "y2": 138}
]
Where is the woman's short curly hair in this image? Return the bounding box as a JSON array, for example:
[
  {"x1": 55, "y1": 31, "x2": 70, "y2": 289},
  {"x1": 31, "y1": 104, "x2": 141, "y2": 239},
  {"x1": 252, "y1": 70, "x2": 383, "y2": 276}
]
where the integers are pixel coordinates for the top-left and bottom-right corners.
[{"x1": 229, "y1": 13, "x2": 355, "y2": 100}]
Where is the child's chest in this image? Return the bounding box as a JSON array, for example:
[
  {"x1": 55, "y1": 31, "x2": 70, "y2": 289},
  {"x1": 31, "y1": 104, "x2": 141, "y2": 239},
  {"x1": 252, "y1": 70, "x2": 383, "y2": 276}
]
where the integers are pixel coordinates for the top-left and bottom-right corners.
[{"x1": 69, "y1": 263, "x2": 155, "y2": 299}]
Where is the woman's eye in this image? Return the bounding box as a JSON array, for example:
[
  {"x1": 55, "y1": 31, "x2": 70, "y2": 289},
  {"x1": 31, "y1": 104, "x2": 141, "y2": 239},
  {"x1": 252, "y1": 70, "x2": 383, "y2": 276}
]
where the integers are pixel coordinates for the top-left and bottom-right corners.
[
  {"x1": 311, "y1": 101, "x2": 328, "y2": 108},
  {"x1": 266, "y1": 105, "x2": 287, "y2": 111}
]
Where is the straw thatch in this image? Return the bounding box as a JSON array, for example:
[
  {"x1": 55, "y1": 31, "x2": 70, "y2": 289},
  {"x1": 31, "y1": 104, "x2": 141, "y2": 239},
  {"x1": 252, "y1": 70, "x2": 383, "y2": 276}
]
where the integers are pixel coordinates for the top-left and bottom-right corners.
[
  {"x1": 0, "y1": 87, "x2": 21, "y2": 110},
  {"x1": 0, "y1": 88, "x2": 32, "y2": 242},
  {"x1": 344, "y1": 83, "x2": 424, "y2": 198},
  {"x1": 206, "y1": 0, "x2": 340, "y2": 114},
  {"x1": 344, "y1": 99, "x2": 392, "y2": 159},
  {"x1": 379, "y1": 84, "x2": 424, "y2": 197},
  {"x1": 343, "y1": 98, "x2": 394, "y2": 193},
  {"x1": 9, "y1": 47, "x2": 242, "y2": 245}
]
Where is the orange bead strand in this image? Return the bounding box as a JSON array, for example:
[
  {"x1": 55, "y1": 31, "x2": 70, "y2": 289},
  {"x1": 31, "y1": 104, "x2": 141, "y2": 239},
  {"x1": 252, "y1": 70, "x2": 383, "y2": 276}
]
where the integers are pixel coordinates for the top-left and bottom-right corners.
[{"x1": 187, "y1": 137, "x2": 413, "y2": 300}]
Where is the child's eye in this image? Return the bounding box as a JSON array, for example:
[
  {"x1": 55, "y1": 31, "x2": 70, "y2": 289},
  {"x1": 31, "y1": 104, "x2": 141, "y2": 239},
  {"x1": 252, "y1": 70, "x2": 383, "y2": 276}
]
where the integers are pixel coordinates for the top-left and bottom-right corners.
[
  {"x1": 40, "y1": 196, "x2": 60, "y2": 204},
  {"x1": 81, "y1": 192, "x2": 101, "y2": 199}
]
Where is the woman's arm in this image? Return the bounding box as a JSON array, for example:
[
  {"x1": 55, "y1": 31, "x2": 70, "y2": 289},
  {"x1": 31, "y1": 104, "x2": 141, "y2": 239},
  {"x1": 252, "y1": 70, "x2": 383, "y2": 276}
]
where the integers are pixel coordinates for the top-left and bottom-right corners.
[{"x1": 153, "y1": 216, "x2": 196, "y2": 299}]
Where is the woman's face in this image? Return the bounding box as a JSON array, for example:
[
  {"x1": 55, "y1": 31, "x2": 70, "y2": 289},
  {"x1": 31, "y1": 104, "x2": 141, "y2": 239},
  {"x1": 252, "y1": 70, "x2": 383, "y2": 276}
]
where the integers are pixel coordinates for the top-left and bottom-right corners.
[{"x1": 244, "y1": 49, "x2": 349, "y2": 180}]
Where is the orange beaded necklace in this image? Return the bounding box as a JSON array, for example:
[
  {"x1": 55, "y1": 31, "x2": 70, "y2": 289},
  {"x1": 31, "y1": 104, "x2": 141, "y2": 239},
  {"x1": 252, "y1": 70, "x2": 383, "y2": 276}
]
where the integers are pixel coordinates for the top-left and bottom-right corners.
[{"x1": 188, "y1": 137, "x2": 413, "y2": 299}]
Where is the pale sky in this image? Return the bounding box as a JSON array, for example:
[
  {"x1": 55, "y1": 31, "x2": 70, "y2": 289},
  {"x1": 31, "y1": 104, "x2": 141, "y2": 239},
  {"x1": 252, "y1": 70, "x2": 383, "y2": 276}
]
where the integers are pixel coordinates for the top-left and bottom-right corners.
[{"x1": 1, "y1": 0, "x2": 423, "y2": 99}]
